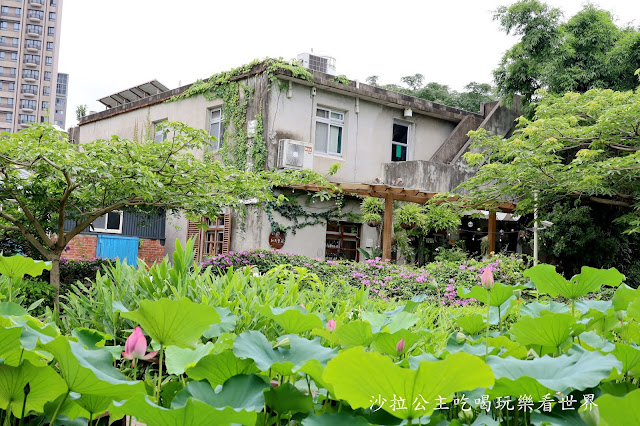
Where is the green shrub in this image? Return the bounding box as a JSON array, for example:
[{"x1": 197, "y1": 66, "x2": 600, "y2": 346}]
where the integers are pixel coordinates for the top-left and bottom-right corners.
[{"x1": 41, "y1": 257, "x2": 115, "y2": 285}]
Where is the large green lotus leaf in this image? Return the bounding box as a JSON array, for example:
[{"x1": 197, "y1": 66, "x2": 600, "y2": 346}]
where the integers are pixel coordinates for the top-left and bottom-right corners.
[
  {"x1": 521, "y1": 301, "x2": 570, "y2": 317},
  {"x1": 120, "y1": 297, "x2": 220, "y2": 347},
  {"x1": 0, "y1": 324, "x2": 22, "y2": 361},
  {"x1": 612, "y1": 284, "x2": 637, "y2": 311},
  {"x1": 257, "y1": 306, "x2": 323, "y2": 334},
  {"x1": 588, "y1": 388, "x2": 640, "y2": 426},
  {"x1": 43, "y1": 393, "x2": 91, "y2": 422},
  {"x1": 0, "y1": 360, "x2": 67, "y2": 418},
  {"x1": 70, "y1": 392, "x2": 112, "y2": 416},
  {"x1": 486, "y1": 348, "x2": 621, "y2": 392},
  {"x1": 19, "y1": 318, "x2": 59, "y2": 350},
  {"x1": 455, "y1": 313, "x2": 486, "y2": 335},
  {"x1": 487, "y1": 336, "x2": 528, "y2": 359},
  {"x1": 371, "y1": 329, "x2": 421, "y2": 356},
  {"x1": 578, "y1": 330, "x2": 615, "y2": 352},
  {"x1": 385, "y1": 311, "x2": 419, "y2": 333},
  {"x1": 334, "y1": 320, "x2": 374, "y2": 347},
  {"x1": 297, "y1": 359, "x2": 334, "y2": 395},
  {"x1": 0, "y1": 254, "x2": 51, "y2": 279},
  {"x1": 609, "y1": 343, "x2": 640, "y2": 378},
  {"x1": 361, "y1": 311, "x2": 389, "y2": 332},
  {"x1": 598, "y1": 380, "x2": 638, "y2": 397},
  {"x1": 0, "y1": 302, "x2": 29, "y2": 316},
  {"x1": 71, "y1": 328, "x2": 111, "y2": 349},
  {"x1": 165, "y1": 342, "x2": 214, "y2": 375},
  {"x1": 487, "y1": 375, "x2": 554, "y2": 402},
  {"x1": 40, "y1": 336, "x2": 144, "y2": 397},
  {"x1": 525, "y1": 265, "x2": 623, "y2": 300},
  {"x1": 233, "y1": 331, "x2": 337, "y2": 375},
  {"x1": 173, "y1": 375, "x2": 269, "y2": 411},
  {"x1": 186, "y1": 350, "x2": 257, "y2": 387},
  {"x1": 509, "y1": 313, "x2": 576, "y2": 347},
  {"x1": 264, "y1": 381, "x2": 313, "y2": 415},
  {"x1": 575, "y1": 300, "x2": 612, "y2": 315},
  {"x1": 625, "y1": 297, "x2": 640, "y2": 322},
  {"x1": 109, "y1": 394, "x2": 257, "y2": 426},
  {"x1": 302, "y1": 412, "x2": 370, "y2": 426},
  {"x1": 457, "y1": 282, "x2": 514, "y2": 307},
  {"x1": 323, "y1": 347, "x2": 494, "y2": 419},
  {"x1": 203, "y1": 307, "x2": 237, "y2": 339},
  {"x1": 532, "y1": 409, "x2": 587, "y2": 426}
]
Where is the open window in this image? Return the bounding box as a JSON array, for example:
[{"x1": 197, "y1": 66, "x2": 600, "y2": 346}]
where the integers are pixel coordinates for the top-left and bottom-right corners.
[
  {"x1": 325, "y1": 221, "x2": 360, "y2": 261},
  {"x1": 90, "y1": 211, "x2": 123, "y2": 234},
  {"x1": 187, "y1": 214, "x2": 232, "y2": 261},
  {"x1": 391, "y1": 121, "x2": 410, "y2": 161}
]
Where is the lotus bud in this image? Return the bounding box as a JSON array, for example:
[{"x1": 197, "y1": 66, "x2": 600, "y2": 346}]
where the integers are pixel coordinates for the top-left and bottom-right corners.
[
  {"x1": 456, "y1": 332, "x2": 466, "y2": 344},
  {"x1": 481, "y1": 268, "x2": 494, "y2": 290},
  {"x1": 458, "y1": 409, "x2": 474, "y2": 422},
  {"x1": 326, "y1": 319, "x2": 336, "y2": 332},
  {"x1": 274, "y1": 337, "x2": 290, "y2": 349},
  {"x1": 396, "y1": 338, "x2": 406, "y2": 354},
  {"x1": 615, "y1": 311, "x2": 626, "y2": 322}
]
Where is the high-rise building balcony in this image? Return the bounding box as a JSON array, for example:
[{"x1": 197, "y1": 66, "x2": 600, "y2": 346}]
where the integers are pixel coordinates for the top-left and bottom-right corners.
[{"x1": 29, "y1": 0, "x2": 45, "y2": 7}]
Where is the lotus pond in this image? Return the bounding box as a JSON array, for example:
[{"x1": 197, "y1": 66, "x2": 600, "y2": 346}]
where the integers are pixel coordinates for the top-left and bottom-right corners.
[{"x1": 0, "y1": 241, "x2": 637, "y2": 425}]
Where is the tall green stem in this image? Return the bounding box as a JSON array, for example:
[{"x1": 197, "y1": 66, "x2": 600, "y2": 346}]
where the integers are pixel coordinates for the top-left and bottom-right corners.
[
  {"x1": 155, "y1": 345, "x2": 164, "y2": 402},
  {"x1": 50, "y1": 390, "x2": 70, "y2": 425},
  {"x1": 485, "y1": 289, "x2": 491, "y2": 358}
]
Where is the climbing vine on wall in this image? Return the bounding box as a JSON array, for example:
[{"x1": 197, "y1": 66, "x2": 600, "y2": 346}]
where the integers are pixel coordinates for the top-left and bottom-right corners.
[
  {"x1": 168, "y1": 58, "x2": 314, "y2": 171},
  {"x1": 265, "y1": 193, "x2": 343, "y2": 235}
]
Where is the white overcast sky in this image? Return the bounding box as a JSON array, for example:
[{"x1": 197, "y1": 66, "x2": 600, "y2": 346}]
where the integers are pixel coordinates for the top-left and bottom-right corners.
[{"x1": 58, "y1": 0, "x2": 640, "y2": 127}]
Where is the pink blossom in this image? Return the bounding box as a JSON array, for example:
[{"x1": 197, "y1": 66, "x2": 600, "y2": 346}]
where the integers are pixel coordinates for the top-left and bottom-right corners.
[
  {"x1": 396, "y1": 338, "x2": 405, "y2": 354},
  {"x1": 122, "y1": 326, "x2": 158, "y2": 366},
  {"x1": 327, "y1": 319, "x2": 336, "y2": 332}
]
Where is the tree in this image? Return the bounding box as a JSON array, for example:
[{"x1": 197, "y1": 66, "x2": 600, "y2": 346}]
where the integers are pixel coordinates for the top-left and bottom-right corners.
[
  {"x1": 400, "y1": 73, "x2": 425, "y2": 91},
  {"x1": 494, "y1": 1, "x2": 640, "y2": 108},
  {"x1": 0, "y1": 122, "x2": 327, "y2": 304},
  {"x1": 365, "y1": 75, "x2": 379, "y2": 86},
  {"x1": 460, "y1": 85, "x2": 640, "y2": 233},
  {"x1": 75, "y1": 104, "x2": 87, "y2": 122}
]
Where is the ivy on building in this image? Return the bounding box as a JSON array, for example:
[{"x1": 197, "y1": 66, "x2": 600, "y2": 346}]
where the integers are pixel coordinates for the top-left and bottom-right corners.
[{"x1": 168, "y1": 58, "x2": 315, "y2": 171}]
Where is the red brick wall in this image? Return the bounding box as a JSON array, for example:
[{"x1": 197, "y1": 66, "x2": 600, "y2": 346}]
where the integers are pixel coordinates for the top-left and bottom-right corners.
[
  {"x1": 138, "y1": 239, "x2": 165, "y2": 266},
  {"x1": 63, "y1": 235, "x2": 165, "y2": 265},
  {"x1": 63, "y1": 235, "x2": 97, "y2": 260}
]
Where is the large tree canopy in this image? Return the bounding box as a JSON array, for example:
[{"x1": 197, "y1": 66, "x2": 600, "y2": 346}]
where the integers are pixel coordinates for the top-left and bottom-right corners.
[
  {"x1": 0, "y1": 122, "x2": 327, "y2": 297},
  {"x1": 494, "y1": 1, "x2": 640, "y2": 107},
  {"x1": 460, "y1": 86, "x2": 640, "y2": 233}
]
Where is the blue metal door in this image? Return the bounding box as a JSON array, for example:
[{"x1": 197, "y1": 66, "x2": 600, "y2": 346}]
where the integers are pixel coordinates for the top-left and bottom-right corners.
[{"x1": 96, "y1": 235, "x2": 139, "y2": 268}]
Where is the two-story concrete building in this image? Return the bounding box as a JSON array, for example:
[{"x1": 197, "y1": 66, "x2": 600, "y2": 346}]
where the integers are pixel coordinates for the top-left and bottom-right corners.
[{"x1": 73, "y1": 57, "x2": 520, "y2": 264}]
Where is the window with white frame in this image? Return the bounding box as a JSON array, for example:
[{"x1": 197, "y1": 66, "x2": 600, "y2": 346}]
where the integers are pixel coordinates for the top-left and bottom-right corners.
[
  {"x1": 391, "y1": 120, "x2": 411, "y2": 162},
  {"x1": 90, "y1": 211, "x2": 123, "y2": 234},
  {"x1": 314, "y1": 107, "x2": 344, "y2": 156},
  {"x1": 153, "y1": 120, "x2": 168, "y2": 143},
  {"x1": 207, "y1": 108, "x2": 223, "y2": 151}
]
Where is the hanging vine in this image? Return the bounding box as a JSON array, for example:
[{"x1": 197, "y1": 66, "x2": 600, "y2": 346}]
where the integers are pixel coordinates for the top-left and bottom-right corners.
[
  {"x1": 265, "y1": 194, "x2": 344, "y2": 235},
  {"x1": 167, "y1": 58, "x2": 314, "y2": 171}
]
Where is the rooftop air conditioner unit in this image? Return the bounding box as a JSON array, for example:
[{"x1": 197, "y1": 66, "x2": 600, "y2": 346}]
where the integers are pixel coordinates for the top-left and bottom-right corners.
[
  {"x1": 277, "y1": 139, "x2": 313, "y2": 170},
  {"x1": 296, "y1": 53, "x2": 337, "y2": 76}
]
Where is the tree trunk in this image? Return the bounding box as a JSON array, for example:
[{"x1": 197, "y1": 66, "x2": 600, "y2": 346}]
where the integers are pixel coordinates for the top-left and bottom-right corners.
[{"x1": 49, "y1": 255, "x2": 61, "y2": 309}]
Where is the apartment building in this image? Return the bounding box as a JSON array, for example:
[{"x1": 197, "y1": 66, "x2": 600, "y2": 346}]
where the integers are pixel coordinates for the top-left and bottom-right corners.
[{"x1": 0, "y1": 0, "x2": 65, "y2": 132}]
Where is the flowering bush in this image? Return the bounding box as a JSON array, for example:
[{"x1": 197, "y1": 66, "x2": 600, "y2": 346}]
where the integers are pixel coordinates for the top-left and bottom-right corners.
[{"x1": 202, "y1": 249, "x2": 531, "y2": 304}]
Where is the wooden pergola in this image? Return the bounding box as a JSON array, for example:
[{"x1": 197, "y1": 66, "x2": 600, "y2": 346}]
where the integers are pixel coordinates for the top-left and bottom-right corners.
[{"x1": 289, "y1": 182, "x2": 516, "y2": 261}]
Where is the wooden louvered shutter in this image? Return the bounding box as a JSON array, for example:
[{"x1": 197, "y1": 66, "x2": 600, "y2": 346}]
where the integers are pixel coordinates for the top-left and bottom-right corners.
[
  {"x1": 222, "y1": 214, "x2": 232, "y2": 254},
  {"x1": 186, "y1": 219, "x2": 204, "y2": 261}
]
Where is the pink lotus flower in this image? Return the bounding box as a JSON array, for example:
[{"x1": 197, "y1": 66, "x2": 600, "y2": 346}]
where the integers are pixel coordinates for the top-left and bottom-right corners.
[
  {"x1": 481, "y1": 268, "x2": 494, "y2": 290},
  {"x1": 396, "y1": 338, "x2": 405, "y2": 354},
  {"x1": 122, "y1": 326, "x2": 158, "y2": 366},
  {"x1": 327, "y1": 319, "x2": 336, "y2": 332}
]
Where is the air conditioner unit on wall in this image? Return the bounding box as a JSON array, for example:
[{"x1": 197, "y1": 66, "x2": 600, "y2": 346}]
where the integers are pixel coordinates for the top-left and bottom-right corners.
[{"x1": 277, "y1": 139, "x2": 314, "y2": 170}]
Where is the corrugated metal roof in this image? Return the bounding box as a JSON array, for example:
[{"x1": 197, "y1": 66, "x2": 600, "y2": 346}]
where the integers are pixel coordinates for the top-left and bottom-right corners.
[{"x1": 98, "y1": 80, "x2": 170, "y2": 108}]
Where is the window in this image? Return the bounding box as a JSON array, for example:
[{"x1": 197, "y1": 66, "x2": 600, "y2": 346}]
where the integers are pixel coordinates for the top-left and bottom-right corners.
[
  {"x1": 207, "y1": 108, "x2": 223, "y2": 151},
  {"x1": 7, "y1": 98, "x2": 13, "y2": 106},
  {"x1": 23, "y1": 69, "x2": 38, "y2": 79},
  {"x1": 46, "y1": 41, "x2": 53, "y2": 50},
  {"x1": 8, "y1": 82, "x2": 14, "y2": 92},
  {"x1": 50, "y1": 0, "x2": 57, "y2": 5},
  {"x1": 19, "y1": 114, "x2": 35, "y2": 123},
  {"x1": 13, "y1": 23, "x2": 19, "y2": 32},
  {"x1": 90, "y1": 211, "x2": 123, "y2": 234},
  {"x1": 9, "y1": 67, "x2": 15, "y2": 76},
  {"x1": 42, "y1": 86, "x2": 49, "y2": 95},
  {"x1": 10, "y1": 52, "x2": 16, "y2": 62},
  {"x1": 55, "y1": 109, "x2": 63, "y2": 115},
  {"x1": 26, "y1": 39, "x2": 41, "y2": 50},
  {"x1": 48, "y1": 11, "x2": 55, "y2": 21},
  {"x1": 47, "y1": 26, "x2": 54, "y2": 36},
  {"x1": 186, "y1": 215, "x2": 232, "y2": 261},
  {"x1": 325, "y1": 222, "x2": 360, "y2": 261},
  {"x1": 6, "y1": 112, "x2": 12, "y2": 122},
  {"x1": 314, "y1": 107, "x2": 344, "y2": 155},
  {"x1": 45, "y1": 56, "x2": 52, "y2": 65},
  {"x1": 21, "y1": 99, "x2": 36, "y2": 110},
  {"x1": 1, "y1": 7, "x2": 8, "y2": 15},
  {"x1": 21, "y1": 84, "x2": 37, "y2": 94},
  {"x1": 55, "y1": 97, "x2": 64, "y2": 106},
  {"x1": 42, "y1": 101, "x2": 48, "y2": 110},
  {"x1": 24, "y1": 54, "x2": 39, "y2": 65},
  {"x1": 391, "y1": 121, "x2": 410, "y2": 162},
  {"x1": 44, "y1": 71, "x2": 51, "y2": 81},
  {"x1": 15, "y1": 8, "x2": 21, "y2": 16},
  {"x1": 153, "y1": 120, "x2": 168, "y2": 142},
  {"x1": 27, "y1": 24, "x2": 42, "y2": 34},
  {"x1": 0, "y1": 21, "x2": 6, "y2": 30},
  {"x1": 28, "y1": 10, "x2": 43, "y2": 20},
  {"x1": 11, "y1": 38, "x2": 17, "y2": 47}
]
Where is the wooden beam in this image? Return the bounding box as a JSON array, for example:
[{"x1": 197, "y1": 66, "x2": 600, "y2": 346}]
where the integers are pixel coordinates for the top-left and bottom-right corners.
[
  {"x1": 488, "y1": 211, "x2": 497, "y2": 256},
  {"x1": 382, "y1": 196, "x2": 394, "y2": 261}
]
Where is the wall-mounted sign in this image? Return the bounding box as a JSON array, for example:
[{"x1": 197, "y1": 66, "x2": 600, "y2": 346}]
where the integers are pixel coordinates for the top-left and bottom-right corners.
[{"x1": 269, "y1": 231, "x2": 285, "y2": 249}]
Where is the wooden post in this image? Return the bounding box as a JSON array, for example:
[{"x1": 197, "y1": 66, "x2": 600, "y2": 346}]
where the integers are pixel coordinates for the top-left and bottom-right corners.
[
  {"x1": 488, "y1": 211, "x2": 497, "y2": 256},
  {"x1": 382, "y1": 196, "x2": 393, "y2": 261}
]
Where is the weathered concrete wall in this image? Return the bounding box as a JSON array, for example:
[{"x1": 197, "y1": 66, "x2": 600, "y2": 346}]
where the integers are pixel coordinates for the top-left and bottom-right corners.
[
  {"x1": 384, "y1": 160, "x2": 475, "y2": 193},
  {"x1": 429, "y1": 115, "x2": 484, "y2": 164},
  {"x1": 266, "y1": 81, "x2": 457, "y2": 183}
]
